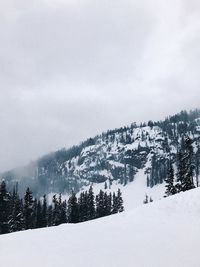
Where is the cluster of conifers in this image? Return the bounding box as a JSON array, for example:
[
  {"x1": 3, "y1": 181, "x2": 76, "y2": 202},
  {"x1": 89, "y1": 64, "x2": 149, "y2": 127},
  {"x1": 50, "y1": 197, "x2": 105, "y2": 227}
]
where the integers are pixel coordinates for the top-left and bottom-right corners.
[
  {"x1": 165, "y1": 136, "x2": 198, "y2": 196},
  {"x1": 0, "y1": 182, "x2": 124, "y2": 235}
]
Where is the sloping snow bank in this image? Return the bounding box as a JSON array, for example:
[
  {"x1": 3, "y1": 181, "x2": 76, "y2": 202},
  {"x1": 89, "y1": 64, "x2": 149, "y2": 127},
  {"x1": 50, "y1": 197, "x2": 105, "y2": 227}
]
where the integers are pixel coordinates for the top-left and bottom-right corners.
[{"x1": 1, "y1": 188, "x2": 200, "y2": 267}]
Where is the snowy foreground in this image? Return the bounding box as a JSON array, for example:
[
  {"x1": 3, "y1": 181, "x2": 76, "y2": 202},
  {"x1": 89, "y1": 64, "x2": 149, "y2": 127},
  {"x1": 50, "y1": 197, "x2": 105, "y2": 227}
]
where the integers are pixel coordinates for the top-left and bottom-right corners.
[{"x1": 1, "y1": 188, "x2": 200, "y2": 267}]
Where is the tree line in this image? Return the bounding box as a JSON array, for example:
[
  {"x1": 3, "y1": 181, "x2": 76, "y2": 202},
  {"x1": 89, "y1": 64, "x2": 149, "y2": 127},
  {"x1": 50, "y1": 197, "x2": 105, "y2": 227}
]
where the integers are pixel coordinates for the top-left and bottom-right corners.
[{"x1": 0, "y1": 183, "x2": 124, "y2": 235}]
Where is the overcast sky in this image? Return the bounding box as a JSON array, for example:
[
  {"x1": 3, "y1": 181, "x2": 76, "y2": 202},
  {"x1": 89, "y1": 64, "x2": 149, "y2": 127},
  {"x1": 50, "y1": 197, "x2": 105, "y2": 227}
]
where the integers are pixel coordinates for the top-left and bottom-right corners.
[{"x1": 0, "y1": 0, "x2": 200, "y2": 171}]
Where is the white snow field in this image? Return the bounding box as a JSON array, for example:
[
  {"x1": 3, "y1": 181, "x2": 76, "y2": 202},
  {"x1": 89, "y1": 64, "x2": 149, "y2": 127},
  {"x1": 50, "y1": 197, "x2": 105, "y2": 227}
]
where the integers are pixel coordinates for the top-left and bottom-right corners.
[{"x1": 1, "y1": 188, "x2": 200, "y2": 267}]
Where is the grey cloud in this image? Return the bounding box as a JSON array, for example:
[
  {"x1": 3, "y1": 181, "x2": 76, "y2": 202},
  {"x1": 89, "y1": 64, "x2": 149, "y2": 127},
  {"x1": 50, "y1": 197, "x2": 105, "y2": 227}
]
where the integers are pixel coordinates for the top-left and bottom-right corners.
[{"x1": 0, "y1": 0, "x2": 199, "y2": 170}]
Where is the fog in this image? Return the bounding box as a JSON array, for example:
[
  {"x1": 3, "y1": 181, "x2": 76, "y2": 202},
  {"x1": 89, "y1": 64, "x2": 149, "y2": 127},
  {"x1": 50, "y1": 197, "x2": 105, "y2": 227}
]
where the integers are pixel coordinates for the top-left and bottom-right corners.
[{"x1": 0, "y1": 0, "x2": 200, "y2": 171}]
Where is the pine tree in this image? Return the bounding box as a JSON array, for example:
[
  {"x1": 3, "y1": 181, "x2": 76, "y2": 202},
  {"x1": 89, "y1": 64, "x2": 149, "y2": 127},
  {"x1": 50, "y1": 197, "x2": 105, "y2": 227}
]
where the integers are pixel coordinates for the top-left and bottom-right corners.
[
  {"x1": 82, "y1": 191, "x2": 89, "y2": 221},
  {"x1": 116, "y1": 189, "x2": 124, "y2": 212},
  {"x1": 176, "y1": 136, "x2": 195, "y2": 192},
  {"x1": 67, "y1": 191, "x2": 79, "y2": 223},
  {"x1": 36, "y1": 200, "x2": 43, "y2": 228},
  {"x1": 57, "y1": 194, "x2": 67, "y2": 225},
  {"x1": 47, "y1": 205, "x2": 53, "y2": 226},
  {"x1": 165, "y1": 163, "x2": 176, "y2": 196},
  {"x1": 78, "y1": 192, "x2": 85, "y2": 222},
  {"x1": 104, "y1": 192, "x2": 112, "y2": 216},
  {"x1": 9, "y1": 190, "x2": 24, "y2": 232},
  {"x1": 0, "y1": 181, "x2": 11, "y2": 234},
  {"x1": 60, "y1": 200, "x2": 67, "y2": 224},
  {"x1": 52, "y1": 195, "x2": 60, "y2": 226},
  {"x1": 96, "y1": 190, "x2": 105, "y2": 217},
  {"x1": 176, "y1": 151, "x2": 185, "y2": 192},
  {"x1": 23, "y1": 187, "x2": 34, "y2": 230},
  {"x1": 32, "y1": 198, "x2": 38, "y2": 228},
  {"x1": 103, "y1": 192, "x2": 109, "y2": 216},
  {"x1": 195, "y1": 144, "x2": 200, "y2": 187},
  {"x1": 41, "y1": 195, "x2": 47, "y2": 227},
  {"x1": 87, "y1": 186, "x2": 95, "y2": 220},
  {"x1": 112, "y1": 192, "x2": 118, "y2": 214}
]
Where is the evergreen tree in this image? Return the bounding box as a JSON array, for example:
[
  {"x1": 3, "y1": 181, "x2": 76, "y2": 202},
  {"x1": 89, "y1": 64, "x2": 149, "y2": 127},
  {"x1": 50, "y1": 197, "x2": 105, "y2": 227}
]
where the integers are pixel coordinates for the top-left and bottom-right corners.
[
  {"x1": 41, "y1": 195, "x2": 47, "y2": 228},
  {"x1": 52, "y1": 195, "x2": 60, "y2": 226},
  {"x1": 36, "y1": 200, "x2": 43, "y2": 228},
  {"x1": 82, "y1": 191, "x2": 89, "y2": 221},
  {"x1": 47, "y1": 205, "x2": 53, "y2": 227},
  {"x1": 60, "y1": 200, "x2": 67, "y2": 224},
  {"x1": 0, "y1": 182, "x2": 125, "y2": 234},
  {"x1": 165, "y1": 163, "x2": 176, "y2": 196},
  {"x1": 116, "y1": 189, "x2": 124, "y2": 212},
  {"x1": 9, "y1": 191, "x2": 24, "y2": 232},
  {"x1": 32, "y1": 198, "x2": 38, "y2": 228},
  {"x1": 78, "y1": 192, "x2": 85, "y2": 222},
  {"x1": 195, "y1": 144, "x2": 200, "y2": 187},
  {"x1": 176, "y1": 136, "x2": 195, "y2": 192},
  {"x1": 23, "y1": 187, "x2": 34, "y2": 230},
  {"x1": 67, "y1": 191, "x2": 79, "y2": 223},
  {"x1": 96, "y1": 190, "x2": 105, "y2": 217},
  {"x1": 104, "y1": 192, "x2": 112, "y2": 216},
  {"x1": 0, "y1": 181, "x2": 11, "y2": 234},
  {"x1": 87, "y1": 186, "x2": 95, "y2": 220},
  {"x1": 112, "y1": 192, "x2": 118, "y2": 214}
]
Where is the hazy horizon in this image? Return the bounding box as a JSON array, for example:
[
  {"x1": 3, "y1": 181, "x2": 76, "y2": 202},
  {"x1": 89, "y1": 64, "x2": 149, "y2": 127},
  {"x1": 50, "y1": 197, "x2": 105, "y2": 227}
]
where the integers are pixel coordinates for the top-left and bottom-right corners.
[{"x1": 0, "y1": 0, "x2": 200, "y2": 171}]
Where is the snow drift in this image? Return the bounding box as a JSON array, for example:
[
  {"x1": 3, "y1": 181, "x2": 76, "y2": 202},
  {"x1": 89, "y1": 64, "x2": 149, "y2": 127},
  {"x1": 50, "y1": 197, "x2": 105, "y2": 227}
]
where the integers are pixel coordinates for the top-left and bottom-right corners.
[{"x1": 1, "y1": 187, "x2": 200, "y2": 267}]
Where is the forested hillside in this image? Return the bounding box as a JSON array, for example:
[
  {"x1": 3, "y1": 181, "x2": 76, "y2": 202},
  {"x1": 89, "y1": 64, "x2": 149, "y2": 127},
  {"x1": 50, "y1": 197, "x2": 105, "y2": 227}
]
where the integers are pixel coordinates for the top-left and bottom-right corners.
[{"x1": 1, "y1": 109, "x2": 200, "y2": 197}]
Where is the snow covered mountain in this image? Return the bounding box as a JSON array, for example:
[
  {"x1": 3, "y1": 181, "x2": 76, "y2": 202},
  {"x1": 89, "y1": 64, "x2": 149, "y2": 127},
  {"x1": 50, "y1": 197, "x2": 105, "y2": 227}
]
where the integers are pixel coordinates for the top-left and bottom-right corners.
[
  {"x1": 1, "y1": 109, "x2": 200, "y2": 198},
  {"x1": 1, "y1": 187, "x2": 200, "y2": 267}
]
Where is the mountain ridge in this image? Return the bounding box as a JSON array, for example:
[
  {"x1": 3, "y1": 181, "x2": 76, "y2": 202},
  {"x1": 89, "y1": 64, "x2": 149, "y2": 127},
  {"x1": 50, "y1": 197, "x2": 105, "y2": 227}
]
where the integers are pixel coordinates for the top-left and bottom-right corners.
[{"x1": 1, "y1": 109, "x2": 200, "y2": 197}]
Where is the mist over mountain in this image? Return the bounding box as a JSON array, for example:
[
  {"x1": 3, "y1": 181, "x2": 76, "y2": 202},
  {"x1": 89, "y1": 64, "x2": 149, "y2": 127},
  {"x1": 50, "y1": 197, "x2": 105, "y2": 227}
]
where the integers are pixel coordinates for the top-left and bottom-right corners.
[{"x1": 1, "y1": 109, "x2": 200, "y2": 197}]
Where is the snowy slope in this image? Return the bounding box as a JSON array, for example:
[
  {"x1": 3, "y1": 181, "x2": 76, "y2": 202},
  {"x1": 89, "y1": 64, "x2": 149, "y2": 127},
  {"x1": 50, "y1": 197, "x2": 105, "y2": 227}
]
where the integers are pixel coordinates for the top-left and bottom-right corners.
[
  {"x1": 1, "y1": 188, "x2": 200, "y2": 267},
  {"x1": 81, "y1": 167, "x2": 166, "y2": 210},
  {"x1": 50, "y1": 166, "x2": 166, "y2": 210},
  {"x1": 2, "y1": 109, "x2": 200, "y2": 199}
]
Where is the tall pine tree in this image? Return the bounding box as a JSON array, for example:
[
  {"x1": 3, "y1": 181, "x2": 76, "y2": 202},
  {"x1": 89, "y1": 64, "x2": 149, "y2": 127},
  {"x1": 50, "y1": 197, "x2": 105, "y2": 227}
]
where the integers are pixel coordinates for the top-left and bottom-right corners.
[
  {"x1": 176, "y1": 136, "x2": 195, "y2": 192},
  {"x1": 165, "y1": 162, "x2": 176, "y2": 196}
]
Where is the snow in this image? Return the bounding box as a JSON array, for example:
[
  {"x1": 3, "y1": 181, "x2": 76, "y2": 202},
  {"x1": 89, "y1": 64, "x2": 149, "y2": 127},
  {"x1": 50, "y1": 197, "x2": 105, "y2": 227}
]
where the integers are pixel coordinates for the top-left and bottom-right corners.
[
  {"x1": 121, "y1": 168, "x2": 165, "y2": 210},
  {"x1": 1, "y1": 188, "x2": 200, "y2": 267},
  {"x1": 49, "y1": 161, "x2": 166, "y2": 210},
  {"x1": 82, "y1": 159, "x2": 166, "y2": 211},
  {"x1": 108, "y1": 160, "x2": 125, "y2": 168}
]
